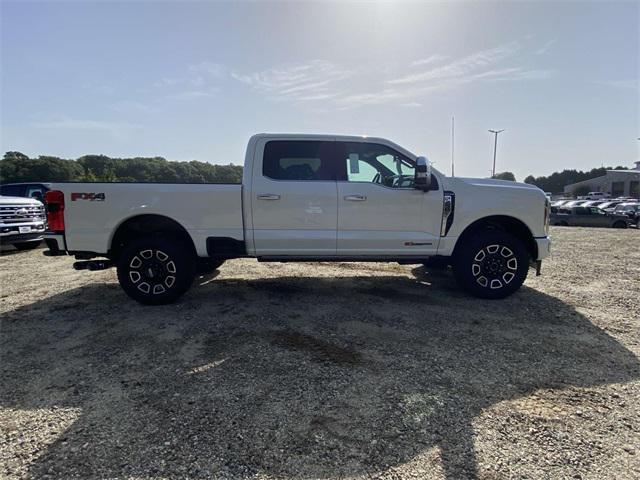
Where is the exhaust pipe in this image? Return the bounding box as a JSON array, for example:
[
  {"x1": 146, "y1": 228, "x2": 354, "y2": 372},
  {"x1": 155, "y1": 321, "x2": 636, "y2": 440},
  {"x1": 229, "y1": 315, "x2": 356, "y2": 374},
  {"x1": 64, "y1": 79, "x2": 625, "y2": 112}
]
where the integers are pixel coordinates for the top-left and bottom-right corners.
[{"x1": 73, "y1": 260, "x2": 113, "y2": 271}]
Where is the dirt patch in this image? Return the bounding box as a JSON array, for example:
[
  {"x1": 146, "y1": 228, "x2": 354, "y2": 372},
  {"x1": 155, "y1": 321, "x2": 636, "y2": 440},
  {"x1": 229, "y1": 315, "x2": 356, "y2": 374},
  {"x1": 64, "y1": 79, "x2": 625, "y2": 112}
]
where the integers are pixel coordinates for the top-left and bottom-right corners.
[
  {"x1": 1, "y1": 227, "x2": 639, "y2": 479},
  {"x1": 270, "y1": 330, "x2": 362, "y2": 365}
]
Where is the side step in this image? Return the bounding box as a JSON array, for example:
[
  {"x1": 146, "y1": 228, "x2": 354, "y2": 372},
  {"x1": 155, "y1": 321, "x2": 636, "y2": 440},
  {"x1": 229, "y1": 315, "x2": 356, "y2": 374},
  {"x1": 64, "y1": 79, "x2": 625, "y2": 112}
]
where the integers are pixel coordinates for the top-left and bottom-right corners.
[{"x1": 73, "y1": 260, "x2": 114, "y2": 271}]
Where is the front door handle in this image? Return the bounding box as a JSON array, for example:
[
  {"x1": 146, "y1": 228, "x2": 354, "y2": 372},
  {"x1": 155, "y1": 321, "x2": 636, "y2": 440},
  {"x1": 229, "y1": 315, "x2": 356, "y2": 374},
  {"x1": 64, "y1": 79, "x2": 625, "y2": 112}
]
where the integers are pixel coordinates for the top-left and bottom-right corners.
[
  {"x1": 257, "y1": 194, "x2": 281, "y2": 200},
  {"x1": 344, "y1": 195, "x2": 367, "y2": 201}
]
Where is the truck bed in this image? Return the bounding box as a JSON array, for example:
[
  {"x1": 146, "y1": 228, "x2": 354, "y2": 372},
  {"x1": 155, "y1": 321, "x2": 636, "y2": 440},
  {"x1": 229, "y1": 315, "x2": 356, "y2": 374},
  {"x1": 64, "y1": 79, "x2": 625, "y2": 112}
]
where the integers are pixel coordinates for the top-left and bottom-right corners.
[{"x1": 51, "y1": 183, "x2": 243, "y2": 256}]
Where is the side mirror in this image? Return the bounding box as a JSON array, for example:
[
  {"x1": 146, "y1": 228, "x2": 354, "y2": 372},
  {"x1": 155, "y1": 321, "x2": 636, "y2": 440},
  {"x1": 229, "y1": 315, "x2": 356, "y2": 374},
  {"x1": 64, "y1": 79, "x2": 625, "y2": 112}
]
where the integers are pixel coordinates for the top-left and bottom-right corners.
[{"x1": 414, "y1": 156, "x2": 432, "y2": 191}]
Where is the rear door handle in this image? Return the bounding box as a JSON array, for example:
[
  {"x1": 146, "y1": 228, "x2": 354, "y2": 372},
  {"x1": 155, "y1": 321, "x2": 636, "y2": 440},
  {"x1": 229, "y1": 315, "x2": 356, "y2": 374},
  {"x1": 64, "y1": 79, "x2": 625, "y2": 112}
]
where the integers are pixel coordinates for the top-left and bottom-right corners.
[
  {"x1": 257, "y1": 194, "x2": 281, "y2": 200},
  {"x1": 344, "y1": 195, "x2": 367, "y2": 201}
]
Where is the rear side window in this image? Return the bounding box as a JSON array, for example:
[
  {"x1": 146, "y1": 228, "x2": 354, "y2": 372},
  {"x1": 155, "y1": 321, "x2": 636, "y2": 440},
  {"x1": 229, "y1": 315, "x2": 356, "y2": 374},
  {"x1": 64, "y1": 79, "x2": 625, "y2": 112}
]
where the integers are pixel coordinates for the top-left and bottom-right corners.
[{"x1": 263, "y1": 141, "x2": 336, "y2": 181}]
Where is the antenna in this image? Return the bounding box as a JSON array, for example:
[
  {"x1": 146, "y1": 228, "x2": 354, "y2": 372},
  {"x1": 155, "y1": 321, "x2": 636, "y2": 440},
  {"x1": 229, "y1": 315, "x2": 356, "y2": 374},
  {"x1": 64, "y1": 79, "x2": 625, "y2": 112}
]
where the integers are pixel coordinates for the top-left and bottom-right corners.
[{"x1": 451, "y1": 116, "x2": 455, "y2": 177}]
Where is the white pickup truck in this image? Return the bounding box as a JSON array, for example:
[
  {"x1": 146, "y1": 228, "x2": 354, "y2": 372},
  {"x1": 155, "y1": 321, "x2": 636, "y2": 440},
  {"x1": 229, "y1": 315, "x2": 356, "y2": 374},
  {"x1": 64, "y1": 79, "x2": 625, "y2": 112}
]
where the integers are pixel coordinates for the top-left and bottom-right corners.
[{"x1": 43, "y1": 134, "x2": 551, "y2": 304}]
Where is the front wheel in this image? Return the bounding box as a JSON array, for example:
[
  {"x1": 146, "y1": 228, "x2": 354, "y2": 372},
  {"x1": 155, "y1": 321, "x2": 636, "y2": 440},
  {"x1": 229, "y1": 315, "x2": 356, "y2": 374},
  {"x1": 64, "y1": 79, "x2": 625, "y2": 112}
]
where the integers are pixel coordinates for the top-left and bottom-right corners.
[
  {"x1": 612, "y1": 221, "x2": 627, "y2": 229},
  {"x1": 116, "y1": 237, "x2": 196, "y2": 305},
  {"x1": 452, "y1": 231, "x2": 529, "y2": 299}
]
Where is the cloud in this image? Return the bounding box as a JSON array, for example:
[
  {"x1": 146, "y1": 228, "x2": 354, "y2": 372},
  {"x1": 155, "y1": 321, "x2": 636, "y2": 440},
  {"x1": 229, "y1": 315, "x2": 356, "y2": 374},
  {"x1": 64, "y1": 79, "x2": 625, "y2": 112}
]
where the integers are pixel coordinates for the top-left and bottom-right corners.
[
  {"x1": 387, "y1": 42, "x2": 521, "y2": 85},
  {"x1": 410, "y1": 54, "x2": 448, "y2": 67},
  {"x1": 535, "y1": 39, "x2": 556, "y2": 55},
  {"x1": 32, "y1": 116, "x2": 141, "y2": 139},
  {"x1": 229, "y1": 42, "x2": 552, "y2": 110},
  {"x1": 232, "y1": 60, "x2": 353, "y2": 103}
]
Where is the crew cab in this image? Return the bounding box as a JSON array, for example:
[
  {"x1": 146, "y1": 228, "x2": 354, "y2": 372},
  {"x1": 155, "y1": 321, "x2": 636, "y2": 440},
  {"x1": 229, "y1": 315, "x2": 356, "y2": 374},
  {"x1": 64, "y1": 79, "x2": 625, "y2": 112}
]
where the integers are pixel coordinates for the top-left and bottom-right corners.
[{"x1": 43, "y1": 134, "x2": 551, "y2": 304}]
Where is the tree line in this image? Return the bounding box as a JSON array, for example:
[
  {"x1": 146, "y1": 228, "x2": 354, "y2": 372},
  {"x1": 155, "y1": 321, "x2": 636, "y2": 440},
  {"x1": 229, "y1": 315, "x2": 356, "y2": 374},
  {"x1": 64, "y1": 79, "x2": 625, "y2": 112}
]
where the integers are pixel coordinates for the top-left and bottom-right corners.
[
  {"x1": 0, "y1": 152, "x2": 244, "y2": 184},
  {"x1": 523, "y1": 166, "x2": 629, "y2": 194}
]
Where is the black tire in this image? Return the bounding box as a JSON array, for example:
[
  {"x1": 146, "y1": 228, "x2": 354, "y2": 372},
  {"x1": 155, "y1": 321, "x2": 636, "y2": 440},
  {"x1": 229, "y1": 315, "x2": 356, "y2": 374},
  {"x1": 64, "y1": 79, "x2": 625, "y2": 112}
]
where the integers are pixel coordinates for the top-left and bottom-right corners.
[
  {"x1": 452, "y1": 231, "x2": 529, "y2": 299},
  {"x1": 197, "y1": 258, "x2": 225, "y2": 274},
  {"x1": 557, "y1": 221, "x2": 568, "y2": 226},
  {"x1": 612, "y1": 221, "x2": 627, "y2": 229},
  {"x1": 13, "y1": 241, "x2": 41, "y2": 251},
  {"x1": 116, "y1": 237, "x2": 196, "y2": 305}
]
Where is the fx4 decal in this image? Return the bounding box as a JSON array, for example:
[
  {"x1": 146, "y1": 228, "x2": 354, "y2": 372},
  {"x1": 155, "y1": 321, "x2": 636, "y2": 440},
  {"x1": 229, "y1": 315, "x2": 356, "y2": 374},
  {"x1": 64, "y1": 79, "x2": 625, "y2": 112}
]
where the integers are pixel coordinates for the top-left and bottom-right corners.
[{"x1": 71, "y1": 192, "x2": 106, "y2": 201}]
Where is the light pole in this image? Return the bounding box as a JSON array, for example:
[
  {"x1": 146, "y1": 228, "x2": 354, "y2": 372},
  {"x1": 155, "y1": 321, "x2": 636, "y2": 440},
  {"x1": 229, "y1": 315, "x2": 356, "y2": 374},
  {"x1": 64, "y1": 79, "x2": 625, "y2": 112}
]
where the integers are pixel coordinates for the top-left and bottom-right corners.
[{"x1": 488, "y1": 129, "x2": 505, "y2": 178}]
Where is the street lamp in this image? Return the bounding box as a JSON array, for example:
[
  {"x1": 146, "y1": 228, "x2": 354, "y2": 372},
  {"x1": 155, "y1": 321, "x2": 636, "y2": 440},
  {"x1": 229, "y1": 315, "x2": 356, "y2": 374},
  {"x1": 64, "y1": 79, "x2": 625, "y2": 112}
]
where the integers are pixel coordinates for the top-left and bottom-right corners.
[{"x1": 488, "y1": 129, "x2": 505, "y2": 178}]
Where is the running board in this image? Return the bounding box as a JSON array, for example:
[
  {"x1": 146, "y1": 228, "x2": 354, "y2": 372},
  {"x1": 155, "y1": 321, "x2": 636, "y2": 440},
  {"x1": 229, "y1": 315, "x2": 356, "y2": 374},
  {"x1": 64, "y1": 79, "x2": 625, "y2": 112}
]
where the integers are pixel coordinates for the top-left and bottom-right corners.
[{"x1": 257, "y1": 256, "x2": 428, "y2": 264}]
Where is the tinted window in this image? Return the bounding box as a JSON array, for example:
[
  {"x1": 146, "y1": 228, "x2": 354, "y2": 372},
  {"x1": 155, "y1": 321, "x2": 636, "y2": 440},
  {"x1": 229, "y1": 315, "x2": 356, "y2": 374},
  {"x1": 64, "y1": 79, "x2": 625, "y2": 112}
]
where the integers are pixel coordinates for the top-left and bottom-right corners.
[
  {"x1": 338, "y1": 142, "x2": 416, "y2": 188},
  {"x1": 263, "y1": 141, "x2": 336, "y2": 181},
  {"x1": 0, "y1": 185, "x2": 23, "y2": 197}
]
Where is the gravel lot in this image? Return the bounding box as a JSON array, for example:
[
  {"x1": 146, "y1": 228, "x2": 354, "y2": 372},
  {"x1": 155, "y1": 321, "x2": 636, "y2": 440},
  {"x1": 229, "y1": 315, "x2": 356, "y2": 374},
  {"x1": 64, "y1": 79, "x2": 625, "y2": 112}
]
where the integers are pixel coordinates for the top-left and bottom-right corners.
[{"x1": 1, "y1": 227, "x2": 639, "y2": 479}]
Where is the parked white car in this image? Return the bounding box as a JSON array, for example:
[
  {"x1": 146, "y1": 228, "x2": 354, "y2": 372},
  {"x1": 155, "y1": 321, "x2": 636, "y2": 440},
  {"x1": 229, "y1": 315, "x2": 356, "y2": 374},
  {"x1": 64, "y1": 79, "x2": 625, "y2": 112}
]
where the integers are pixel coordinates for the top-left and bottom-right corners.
[
  {"x1": 578, "y1": 191, "x2": 610, "y2": 200},
  {"x1": 43, "y1": 134, "x2": 551, "y2": 304}
]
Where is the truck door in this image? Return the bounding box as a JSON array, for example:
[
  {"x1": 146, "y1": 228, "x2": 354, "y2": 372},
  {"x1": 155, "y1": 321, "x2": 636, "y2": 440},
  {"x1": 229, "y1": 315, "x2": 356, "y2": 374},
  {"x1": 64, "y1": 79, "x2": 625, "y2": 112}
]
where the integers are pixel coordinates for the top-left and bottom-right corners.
[
  {"x1": 250, "y1": 139, "x2": 339, "y2": 256},
  {"x1": 335, "y1": 141, "x2": 442, "y2": 256}
]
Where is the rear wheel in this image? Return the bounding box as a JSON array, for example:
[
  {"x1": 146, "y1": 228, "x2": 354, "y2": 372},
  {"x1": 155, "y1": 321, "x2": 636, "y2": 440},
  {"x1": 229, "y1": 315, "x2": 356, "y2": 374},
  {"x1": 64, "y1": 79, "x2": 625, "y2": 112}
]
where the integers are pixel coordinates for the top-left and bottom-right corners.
[
  {"x1": 116, "y1": 237, "x2": 196, "y2": 305},
  {"x1": 13, "y1": 241, "x2": 41, "y2": 251},
  {"x1": 452, "y1": 231, "x2": 529, "y2": 299}
]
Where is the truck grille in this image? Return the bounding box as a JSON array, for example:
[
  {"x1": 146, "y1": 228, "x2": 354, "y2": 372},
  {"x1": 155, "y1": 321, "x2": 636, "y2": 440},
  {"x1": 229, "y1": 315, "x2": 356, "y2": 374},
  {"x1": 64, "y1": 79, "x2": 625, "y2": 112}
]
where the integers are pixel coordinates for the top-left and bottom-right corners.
[{"x1": 0, "y1": 204, "x2": 46, "y2": 223}]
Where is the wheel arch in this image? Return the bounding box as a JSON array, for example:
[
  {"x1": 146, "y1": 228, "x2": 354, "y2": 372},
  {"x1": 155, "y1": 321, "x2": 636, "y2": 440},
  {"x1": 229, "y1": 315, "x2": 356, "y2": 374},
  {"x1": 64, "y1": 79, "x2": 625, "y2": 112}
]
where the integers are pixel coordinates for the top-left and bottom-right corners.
[
  {"x1": 108, "y1": 214, "x2": 196, "y2": 260},
  {"x1": 453, "y1": 215, "x2": 537, "y2": 260}
]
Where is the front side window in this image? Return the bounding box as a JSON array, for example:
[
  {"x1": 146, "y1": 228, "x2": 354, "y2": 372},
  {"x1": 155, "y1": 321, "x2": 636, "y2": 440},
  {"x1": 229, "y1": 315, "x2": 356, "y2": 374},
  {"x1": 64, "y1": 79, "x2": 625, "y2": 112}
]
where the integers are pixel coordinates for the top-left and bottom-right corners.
[
  {"x1": 263, "y1": 141, "x2": 336, "y2": 181},
  {"x1": 338, "y1": 142, "x2": 416, "y2": 188}
]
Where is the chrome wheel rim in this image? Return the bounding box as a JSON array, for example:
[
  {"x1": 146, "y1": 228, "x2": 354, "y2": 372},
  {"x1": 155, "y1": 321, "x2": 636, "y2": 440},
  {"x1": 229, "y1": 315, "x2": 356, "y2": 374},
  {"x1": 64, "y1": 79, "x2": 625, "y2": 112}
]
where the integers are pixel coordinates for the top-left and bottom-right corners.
[
  {"x1": 471, "y1": 244, "x2": 518, "y2": 289},
  {"x1": 128, "y1": 249, "x2": 176, "y2": 295}
]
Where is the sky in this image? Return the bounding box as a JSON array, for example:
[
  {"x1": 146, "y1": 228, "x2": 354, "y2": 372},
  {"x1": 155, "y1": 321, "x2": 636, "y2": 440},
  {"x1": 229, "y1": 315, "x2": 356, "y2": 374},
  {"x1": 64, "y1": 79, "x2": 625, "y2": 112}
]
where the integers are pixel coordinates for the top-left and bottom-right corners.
[{"x1": 1, "y1": 0, "x2": 638, "y2": 181}]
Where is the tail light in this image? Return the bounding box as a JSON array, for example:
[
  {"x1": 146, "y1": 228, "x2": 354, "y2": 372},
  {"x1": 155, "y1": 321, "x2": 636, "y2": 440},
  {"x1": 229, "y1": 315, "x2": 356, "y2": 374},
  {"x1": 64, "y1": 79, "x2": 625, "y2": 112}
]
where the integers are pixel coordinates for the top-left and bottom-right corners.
[{"x1": 45, "y1": 190, "x2": 65, "y2": 232}]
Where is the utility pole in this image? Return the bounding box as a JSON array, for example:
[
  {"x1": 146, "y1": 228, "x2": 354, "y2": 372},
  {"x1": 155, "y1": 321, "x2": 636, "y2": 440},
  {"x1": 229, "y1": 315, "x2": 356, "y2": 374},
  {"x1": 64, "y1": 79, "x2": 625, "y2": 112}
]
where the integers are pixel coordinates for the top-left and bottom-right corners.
[
  {"x1": 451, "y1": 116, "x2": 455, "y2": 177},
  {"x1": 488, "y1": 129, "x2": 505, "y2": 177}
]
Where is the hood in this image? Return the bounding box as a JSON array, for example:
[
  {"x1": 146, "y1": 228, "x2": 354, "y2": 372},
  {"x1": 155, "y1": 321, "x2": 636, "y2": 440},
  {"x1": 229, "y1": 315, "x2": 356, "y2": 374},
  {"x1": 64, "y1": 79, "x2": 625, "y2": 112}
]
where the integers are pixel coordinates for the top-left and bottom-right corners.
[
  {"x1": 455, "y1": 177, "x2": 541, "y2": 190},
  {"x1": 0, "y1": 195, "x2": 43, "y2": 206}
]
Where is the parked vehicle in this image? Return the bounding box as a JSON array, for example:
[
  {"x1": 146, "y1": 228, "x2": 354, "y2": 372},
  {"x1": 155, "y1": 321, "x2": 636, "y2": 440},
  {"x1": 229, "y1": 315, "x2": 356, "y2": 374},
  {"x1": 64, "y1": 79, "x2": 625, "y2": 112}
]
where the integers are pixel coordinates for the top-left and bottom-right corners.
[
  {"x1": 612, "y1": 203, "x2": 640, "y2": 227},
  {"x1": 597, "y1": 200, "x2": 626, "y2": 212},
  {"x1": 551, "y1": 206, "x2": 630, "y2": 228},
  {"x1": 578, "y1": 191, "x2": 610, "y2": 200},
  {"x1": 0, "y1": 195, "x2": 46, "y2": 250},
  {"x1": 0, "y1": 183, "x2": 51, "y2": 203},
  {"x1": 580, "y1": 200, "x2": 606, "y2": 207},
  {"x1": 562, "y1": 200, "x2": 590, "y2": 208},
  {"x1": 42, "y1": 134, "x2": 551, "y2": 304}
]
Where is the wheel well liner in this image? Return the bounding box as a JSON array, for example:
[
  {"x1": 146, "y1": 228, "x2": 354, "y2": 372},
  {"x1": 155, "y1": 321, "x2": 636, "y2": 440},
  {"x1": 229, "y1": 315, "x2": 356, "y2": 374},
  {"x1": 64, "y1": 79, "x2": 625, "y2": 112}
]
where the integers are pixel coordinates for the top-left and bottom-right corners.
[
  {"x1": 453, "y1": 215, "x2": 537, "y2": 260},
  {"x1": 109, "y1": 214, "x2": 196, "y2": 260}
]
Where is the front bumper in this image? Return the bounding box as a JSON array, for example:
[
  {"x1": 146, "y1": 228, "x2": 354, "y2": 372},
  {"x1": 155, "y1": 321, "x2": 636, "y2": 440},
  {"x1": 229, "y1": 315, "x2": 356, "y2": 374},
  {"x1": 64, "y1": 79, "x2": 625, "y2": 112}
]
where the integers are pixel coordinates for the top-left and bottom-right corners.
[
  {"x1": 0, "y1": 222, "x2": 46, "y2": 244},
  {"x1": 535, "y1": 236, "x2": 551, "y2": 260}
]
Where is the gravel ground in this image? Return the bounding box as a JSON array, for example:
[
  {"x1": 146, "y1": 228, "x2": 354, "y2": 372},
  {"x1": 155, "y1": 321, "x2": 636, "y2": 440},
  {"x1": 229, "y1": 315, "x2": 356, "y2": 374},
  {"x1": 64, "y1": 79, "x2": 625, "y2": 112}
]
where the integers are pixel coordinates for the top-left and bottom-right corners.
[{"x1": 1, "y1": 226, "x2": 639, "y2": 480}]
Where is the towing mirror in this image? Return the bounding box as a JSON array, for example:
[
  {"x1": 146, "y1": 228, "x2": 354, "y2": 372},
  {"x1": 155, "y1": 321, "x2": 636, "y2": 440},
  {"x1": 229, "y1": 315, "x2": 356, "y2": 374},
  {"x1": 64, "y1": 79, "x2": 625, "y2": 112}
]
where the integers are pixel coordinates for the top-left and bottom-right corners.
[{"x1": 414, "y1": 156, "x2": 432, "y2": 191}]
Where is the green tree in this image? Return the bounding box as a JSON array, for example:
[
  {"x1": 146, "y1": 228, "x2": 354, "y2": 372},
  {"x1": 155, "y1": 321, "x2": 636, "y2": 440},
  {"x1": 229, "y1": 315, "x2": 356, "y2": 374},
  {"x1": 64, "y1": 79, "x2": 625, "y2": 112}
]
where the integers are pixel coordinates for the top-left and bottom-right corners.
[{"x1": 493, "y1": 171, "x2": 516, "y2": 181}]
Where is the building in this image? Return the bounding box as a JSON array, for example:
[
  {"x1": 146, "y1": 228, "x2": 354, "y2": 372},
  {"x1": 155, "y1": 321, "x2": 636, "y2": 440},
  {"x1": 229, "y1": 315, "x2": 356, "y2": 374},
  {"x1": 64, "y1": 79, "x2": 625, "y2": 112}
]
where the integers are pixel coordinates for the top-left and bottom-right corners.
[{"x1": 564, "y1": 161, "x2": 640, "y2": 198}]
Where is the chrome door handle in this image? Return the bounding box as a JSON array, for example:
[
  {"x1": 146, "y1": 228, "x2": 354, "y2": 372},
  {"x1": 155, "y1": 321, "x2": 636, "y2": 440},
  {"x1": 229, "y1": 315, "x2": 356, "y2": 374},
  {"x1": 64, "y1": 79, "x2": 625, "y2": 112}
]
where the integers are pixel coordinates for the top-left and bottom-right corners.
[
  {"x1": 344, "y1": 195, "x2": 367, "y2": 201},
  {"x1": 257, "y1": 193, "x2": 281, "y2": 200}
]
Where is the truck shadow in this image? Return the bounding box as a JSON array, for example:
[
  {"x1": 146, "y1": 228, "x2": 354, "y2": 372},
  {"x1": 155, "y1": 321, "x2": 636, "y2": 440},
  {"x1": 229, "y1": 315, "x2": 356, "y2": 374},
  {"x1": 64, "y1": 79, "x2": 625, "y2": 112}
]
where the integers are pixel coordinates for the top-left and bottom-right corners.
[{"x1": 1, "y1": 274, "x2": 639, "y2": 479}]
